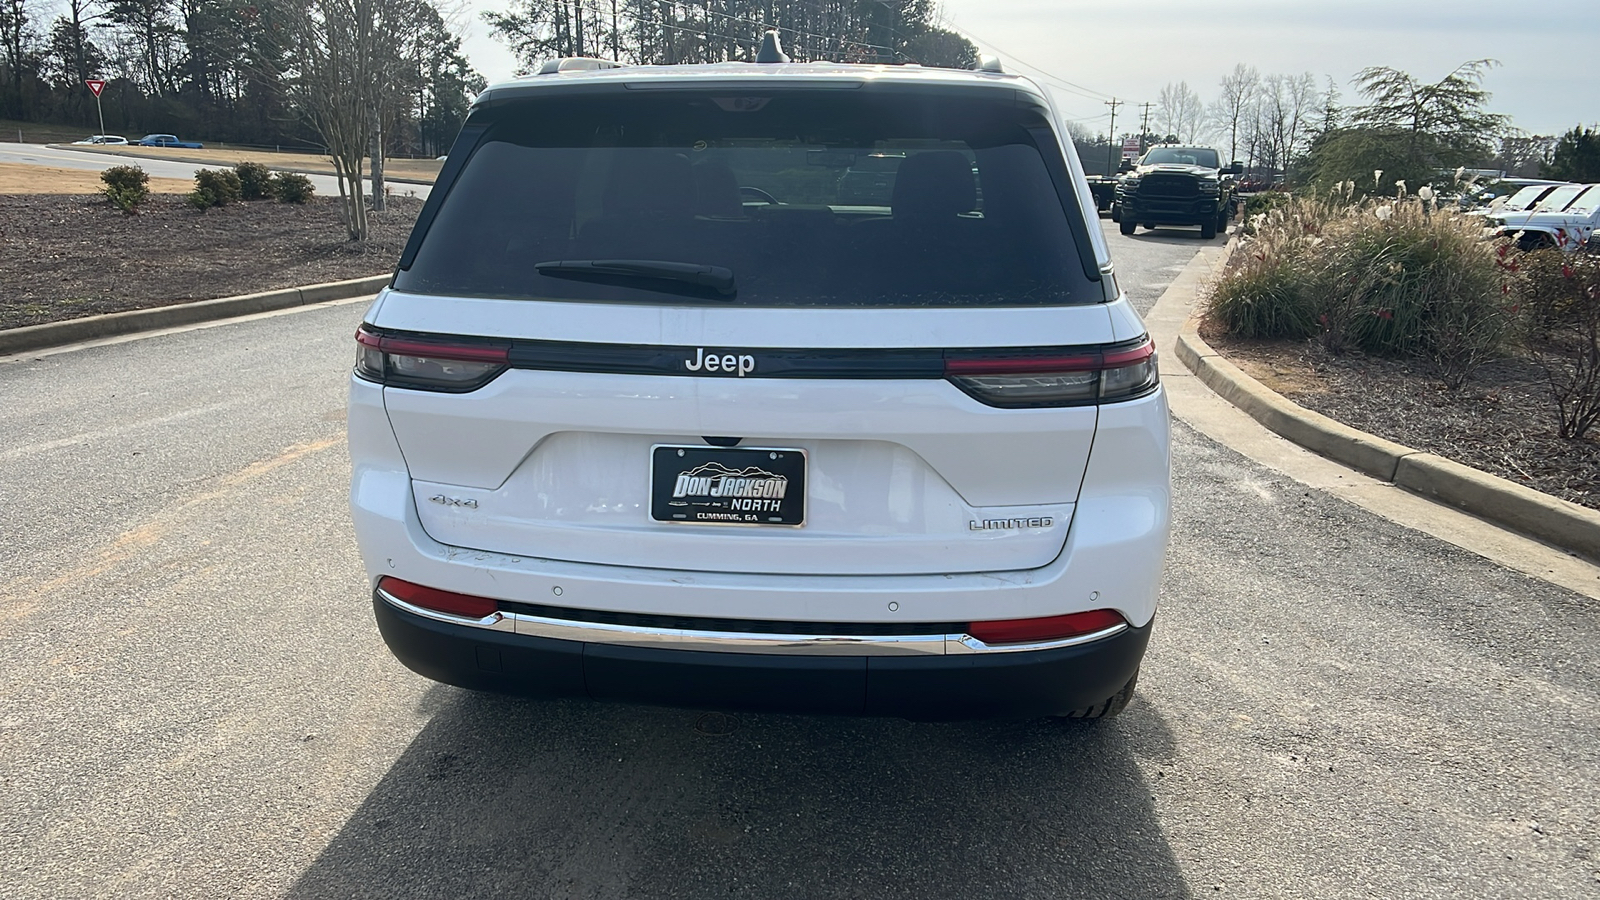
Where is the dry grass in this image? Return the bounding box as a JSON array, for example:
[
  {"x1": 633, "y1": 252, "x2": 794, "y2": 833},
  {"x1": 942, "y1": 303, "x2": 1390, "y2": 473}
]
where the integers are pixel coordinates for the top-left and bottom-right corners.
[
  {"x1": 51, "y1": 144, "x2": 443, "y2": 182},
  {"x1": 0, "y1": 162, "x2": 192, "y2": 194}
]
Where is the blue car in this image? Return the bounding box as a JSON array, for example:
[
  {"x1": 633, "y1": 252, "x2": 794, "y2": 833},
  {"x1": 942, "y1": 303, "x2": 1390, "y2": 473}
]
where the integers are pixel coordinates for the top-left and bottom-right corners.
[{"x1": 137, "y1": 133, "x2": 203, "y2": 149}]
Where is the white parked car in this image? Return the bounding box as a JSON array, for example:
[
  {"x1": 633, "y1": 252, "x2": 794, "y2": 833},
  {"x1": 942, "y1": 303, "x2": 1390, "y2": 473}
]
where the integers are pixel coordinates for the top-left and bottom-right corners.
[
  {"x1": 70, "y1": 134, "x2": 128, "y2": 145},
  {"x1": 1473, "y1": 182, "x2": 1567, "y2": 221},
  {"x1": 349, "y1": 42, "x2": 1171, "y2": 720},
  {"x1": 1497, "y1": 183, "x2": 1600, "y2": 250}
]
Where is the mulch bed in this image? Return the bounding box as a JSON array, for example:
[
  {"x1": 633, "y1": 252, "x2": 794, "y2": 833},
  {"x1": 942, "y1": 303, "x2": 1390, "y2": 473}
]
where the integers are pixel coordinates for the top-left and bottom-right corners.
[
  {"x1": 1202, "y1": 323, "x2": 1600, "y2": 512},
  {"x1": 0, "y1": 193, "x2": 421, "y2": 330}
]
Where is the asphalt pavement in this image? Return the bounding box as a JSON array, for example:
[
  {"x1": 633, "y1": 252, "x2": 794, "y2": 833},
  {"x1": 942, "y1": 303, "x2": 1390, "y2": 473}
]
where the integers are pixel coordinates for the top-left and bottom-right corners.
[{"x1": 0, "y1": 223, "x2": 1596, "y2": 898}]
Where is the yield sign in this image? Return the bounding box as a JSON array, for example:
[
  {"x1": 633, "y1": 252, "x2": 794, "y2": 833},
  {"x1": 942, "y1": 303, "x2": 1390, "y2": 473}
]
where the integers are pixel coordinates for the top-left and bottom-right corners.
[{"x1": 85, "y1": 79, "x2": 106, "y2": 97}]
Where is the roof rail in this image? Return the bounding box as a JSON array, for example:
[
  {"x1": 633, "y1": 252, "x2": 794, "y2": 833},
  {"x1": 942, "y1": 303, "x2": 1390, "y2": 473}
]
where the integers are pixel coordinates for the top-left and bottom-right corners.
[{"x1": 535, "y1": 57, "x2": 626, "y2": 75}]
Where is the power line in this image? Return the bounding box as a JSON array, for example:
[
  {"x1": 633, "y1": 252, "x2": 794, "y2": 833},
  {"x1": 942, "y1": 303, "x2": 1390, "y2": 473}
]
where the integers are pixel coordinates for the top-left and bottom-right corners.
[{"x1": 940, "y1": 19, "x2": 1116, "y2": 103}]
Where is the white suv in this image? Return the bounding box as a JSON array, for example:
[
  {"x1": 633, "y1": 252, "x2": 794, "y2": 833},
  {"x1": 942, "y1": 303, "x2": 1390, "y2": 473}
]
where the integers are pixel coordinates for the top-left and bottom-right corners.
[{"x1": 349, "y1": 51, "x2": 1171, "y2": 720}]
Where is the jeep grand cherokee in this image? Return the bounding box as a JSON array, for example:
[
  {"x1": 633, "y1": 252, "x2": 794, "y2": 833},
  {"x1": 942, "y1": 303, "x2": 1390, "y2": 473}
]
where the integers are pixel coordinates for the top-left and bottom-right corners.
[{"x1": 349, "y1": 50, "x2": 1171, "y2": 720}]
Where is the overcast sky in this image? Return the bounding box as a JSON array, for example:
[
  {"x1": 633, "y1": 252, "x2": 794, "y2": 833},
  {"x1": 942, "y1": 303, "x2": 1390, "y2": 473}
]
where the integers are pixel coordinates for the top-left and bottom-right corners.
[{"x1": 453, "y1": 0, "x2": 1594, "y2": 138}]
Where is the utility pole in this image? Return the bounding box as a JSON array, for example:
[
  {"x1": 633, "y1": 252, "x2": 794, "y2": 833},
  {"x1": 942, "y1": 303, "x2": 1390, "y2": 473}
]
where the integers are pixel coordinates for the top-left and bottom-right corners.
[
  {"x1": 1139, "y1": 102, "x2": 1154, "y2": 152},
  {"x1": 1104, "y1": 97, "x2": 1122, "y2": 175}
]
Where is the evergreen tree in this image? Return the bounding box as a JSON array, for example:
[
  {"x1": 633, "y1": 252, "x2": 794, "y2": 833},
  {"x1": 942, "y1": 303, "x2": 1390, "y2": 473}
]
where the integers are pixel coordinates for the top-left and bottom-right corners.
[{"x1": 1543, "y1": 126, "x2": 1600, "y2": 182}]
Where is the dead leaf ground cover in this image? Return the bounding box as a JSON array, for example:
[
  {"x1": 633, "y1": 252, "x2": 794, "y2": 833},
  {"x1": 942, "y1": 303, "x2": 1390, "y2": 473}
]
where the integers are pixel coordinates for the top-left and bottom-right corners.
[{"x1": 1, "y1": 192, "x2": 420, "y2": 330}]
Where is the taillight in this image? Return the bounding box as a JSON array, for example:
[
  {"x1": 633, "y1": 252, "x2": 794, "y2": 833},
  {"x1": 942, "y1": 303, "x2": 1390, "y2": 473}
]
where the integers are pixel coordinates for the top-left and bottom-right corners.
[
  {"x1": 945, "y1": 338, "x2": 1158, "y2": 408},
  {"x1": 377, "y1": 577, "x2": 498, "y2": 619},
  {"x1": 355, "y1": 325, "x2": 509, "y2": 392},
  {"x1": 967, "y1": 609, "x2": 1126, "y2": 645}
]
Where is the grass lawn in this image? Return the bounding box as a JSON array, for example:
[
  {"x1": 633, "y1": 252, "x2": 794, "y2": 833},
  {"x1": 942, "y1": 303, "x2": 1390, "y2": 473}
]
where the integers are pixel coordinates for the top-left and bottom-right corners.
[{"x1": 0, "y1": 162, "x2": 192, "y2": 194}]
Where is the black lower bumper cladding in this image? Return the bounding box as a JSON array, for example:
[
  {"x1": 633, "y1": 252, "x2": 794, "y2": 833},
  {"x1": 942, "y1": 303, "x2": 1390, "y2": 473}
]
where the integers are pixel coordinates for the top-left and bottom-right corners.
[{"x1": 373, "y1": 592, "x2": 1151, "y2": 721}]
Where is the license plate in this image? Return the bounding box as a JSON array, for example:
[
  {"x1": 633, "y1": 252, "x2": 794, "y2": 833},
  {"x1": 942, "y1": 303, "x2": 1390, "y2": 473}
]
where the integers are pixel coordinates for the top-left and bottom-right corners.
[{"x1": 651, "y1": 445, "x2": 806, "y2": 526}]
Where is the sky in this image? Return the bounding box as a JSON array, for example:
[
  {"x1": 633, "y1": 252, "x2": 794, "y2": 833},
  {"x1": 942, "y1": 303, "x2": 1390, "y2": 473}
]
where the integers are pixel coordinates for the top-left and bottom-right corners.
[{"x1": 453, "y1": 0, "x2": 1595, "y2": 138}]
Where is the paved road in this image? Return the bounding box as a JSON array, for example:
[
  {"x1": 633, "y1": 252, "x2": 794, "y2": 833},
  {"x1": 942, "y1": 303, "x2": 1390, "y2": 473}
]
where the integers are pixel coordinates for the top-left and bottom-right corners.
[
  {"x1": 1, "y1": 225, "x2": 1596, "y2": 898},
  {"x1": 0, "y1": 144, "x2": 431, "y2": 200}
]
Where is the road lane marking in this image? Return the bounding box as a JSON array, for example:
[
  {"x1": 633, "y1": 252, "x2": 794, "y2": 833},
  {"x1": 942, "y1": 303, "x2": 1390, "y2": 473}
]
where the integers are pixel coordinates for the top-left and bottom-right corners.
[
  {"x1": 0, "y1": 399, "x2": 254, "y2": 462},
  {"x1": 0, "y1": 436, "x2": 346, "y2": 632}
]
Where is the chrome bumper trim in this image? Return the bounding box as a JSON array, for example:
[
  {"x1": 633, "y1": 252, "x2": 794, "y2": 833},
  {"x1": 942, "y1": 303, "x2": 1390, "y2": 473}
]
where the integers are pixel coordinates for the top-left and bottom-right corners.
[
  {"x1": 377, "y1": 589, "x2": 1127, "y2": 657},
  {"x1": 945, "y1": 624, "x2": 1128, "y2": 654}
]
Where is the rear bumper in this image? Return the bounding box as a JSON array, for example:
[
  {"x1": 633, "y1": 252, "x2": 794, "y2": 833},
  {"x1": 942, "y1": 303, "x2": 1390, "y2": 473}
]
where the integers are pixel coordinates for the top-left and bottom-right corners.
[{"x1": 374, "y1": 591, "x2": 1152, "y2": 720}]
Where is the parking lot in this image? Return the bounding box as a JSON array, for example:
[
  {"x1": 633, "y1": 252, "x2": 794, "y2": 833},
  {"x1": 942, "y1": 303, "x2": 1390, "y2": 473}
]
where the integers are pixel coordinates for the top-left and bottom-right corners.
[{"x1": 1, "y1": 226, "x2": 1596, "y2": 898}]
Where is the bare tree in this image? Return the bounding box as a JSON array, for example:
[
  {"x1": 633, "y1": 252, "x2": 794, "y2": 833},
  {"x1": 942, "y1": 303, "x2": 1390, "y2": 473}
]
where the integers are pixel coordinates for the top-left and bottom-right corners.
[
  {"x1": 1156, "y1": 81, "x2": 1203, "y2": 144},
  {"x1": 1284, "y1": 71, "x2": 1320, "y2": 173},
  {"x1": 1208, "y1": 63, "x2": 1258, "y2": 163},
  {"x1": 287, "y1": 0, "x2": 411, "y2": 241}
]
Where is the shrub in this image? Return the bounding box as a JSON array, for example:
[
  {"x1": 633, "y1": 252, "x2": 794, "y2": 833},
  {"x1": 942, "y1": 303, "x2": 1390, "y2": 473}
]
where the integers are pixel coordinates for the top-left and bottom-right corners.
[
  {"x1": 234, "y1": 161, "x2": 277, "y2": 200},
  {"x1": 1520, "y1": 249, "x2": 1600, "y2": 439},
  {"x1": 189, "y1": 168, "x2": 244, "y2": 210},
  {"x1": 101, "y1": 165, "x2": 149, "y2": 212},
  {"x1": 1240, "y1": 191, "x2": 1293, "y2": 234},
  {"x1": 273, "y1": 172, "x2": 315, "y2": 204},
  {"x1": 1206, "y1": 193, "x2": 1519, "y2": 386}
]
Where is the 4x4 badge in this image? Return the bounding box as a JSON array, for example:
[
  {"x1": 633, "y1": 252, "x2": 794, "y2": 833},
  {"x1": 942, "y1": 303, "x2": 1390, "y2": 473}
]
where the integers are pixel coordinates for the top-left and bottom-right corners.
[
  {"x1": 429, "y1": 494, "x2": 478, "y2": 509},
  {"x1": 685, "y1": 348, "x2": 756, "y2": 377}
]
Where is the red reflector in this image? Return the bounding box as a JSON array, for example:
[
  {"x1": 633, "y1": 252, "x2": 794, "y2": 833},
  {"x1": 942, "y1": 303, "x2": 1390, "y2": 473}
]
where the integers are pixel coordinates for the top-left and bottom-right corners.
[
  {"x1": 967, "y1": 609, "x2": 1126, "y2": 645},
  {"x1": 378, "y1": 577, "x2": 498, "y2": 619}
]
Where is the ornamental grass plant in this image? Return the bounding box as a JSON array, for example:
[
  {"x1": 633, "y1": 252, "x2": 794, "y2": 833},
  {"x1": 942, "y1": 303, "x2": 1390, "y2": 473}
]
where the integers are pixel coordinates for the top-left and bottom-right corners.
[{"x1": 1206, "y1": 185, "x2": 1518, "y2": 386}]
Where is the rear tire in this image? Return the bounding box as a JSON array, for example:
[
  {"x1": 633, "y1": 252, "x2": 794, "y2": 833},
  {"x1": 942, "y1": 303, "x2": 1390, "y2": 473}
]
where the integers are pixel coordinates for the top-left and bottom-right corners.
[
  {"x1": 1058, "y1": 670, "x2": 1138, "y2": 720},
  {"x1": 1119, "y1": 217, "x2": 1136, "y2": 235},
  {"x1": 1200, "y1": 218, "x2": 1218, "y2": 240},
  {"x1": 1110, "y1": 202, "x2": 1122, "y2": 223}
]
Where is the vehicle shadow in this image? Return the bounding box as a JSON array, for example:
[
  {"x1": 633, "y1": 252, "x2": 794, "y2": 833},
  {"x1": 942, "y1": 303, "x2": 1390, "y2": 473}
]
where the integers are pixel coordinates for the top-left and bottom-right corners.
[
  {"x1": 1121, "y1": 227, "x2": 1223, "y2": 242},
  {"x1": 289, "y1": 687, "x2": 1191, "y2": 899}
]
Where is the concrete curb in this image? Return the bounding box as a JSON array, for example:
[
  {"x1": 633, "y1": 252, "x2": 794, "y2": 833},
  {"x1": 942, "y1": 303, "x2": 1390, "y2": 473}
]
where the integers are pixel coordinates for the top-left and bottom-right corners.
[
  {"x1": 0, "y1": 274, "x2": 391, "y2": 356},
  {"x1": 1176, "y1": 311, "x2": 1600, "y2": 565}
]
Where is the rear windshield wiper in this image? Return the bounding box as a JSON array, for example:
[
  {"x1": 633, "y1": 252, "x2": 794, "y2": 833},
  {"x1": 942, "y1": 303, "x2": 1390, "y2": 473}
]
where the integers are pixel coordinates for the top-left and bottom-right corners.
[{"x1": 534, "y1": 259, "x2": 737, "y2": 298}]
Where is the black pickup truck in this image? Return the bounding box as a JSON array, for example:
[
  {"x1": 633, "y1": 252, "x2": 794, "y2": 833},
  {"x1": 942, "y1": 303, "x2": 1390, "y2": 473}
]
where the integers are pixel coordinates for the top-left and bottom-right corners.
[
  {"x1": 1084, "y1": 174, "x2": 1118, "y2": 212},
  {"x1": 1112, "y1": 145, "x2": 1241, "y2": 240}
]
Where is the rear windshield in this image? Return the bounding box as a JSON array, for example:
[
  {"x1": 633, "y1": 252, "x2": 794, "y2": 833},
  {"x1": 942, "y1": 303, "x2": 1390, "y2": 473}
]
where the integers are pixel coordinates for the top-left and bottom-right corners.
[
  {"x1": 396, "y1": 89, "x2": 1099, "y2": 307},
  {"x1": 1141, "y1": 147, "x2": 1219, "y2": 168}
]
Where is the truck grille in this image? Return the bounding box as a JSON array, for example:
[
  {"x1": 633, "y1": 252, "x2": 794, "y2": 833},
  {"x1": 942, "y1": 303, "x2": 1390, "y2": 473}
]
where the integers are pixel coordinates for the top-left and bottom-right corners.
[{"x1": 1138, "y1": 175, "x2": 1199, "y2": 199}]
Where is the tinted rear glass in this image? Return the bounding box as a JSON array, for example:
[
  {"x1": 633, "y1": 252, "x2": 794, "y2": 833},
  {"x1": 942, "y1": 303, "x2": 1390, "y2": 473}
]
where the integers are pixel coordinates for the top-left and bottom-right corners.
[{"x1": 397, "y1": 89, "x2": 1099, "y2": 307}]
